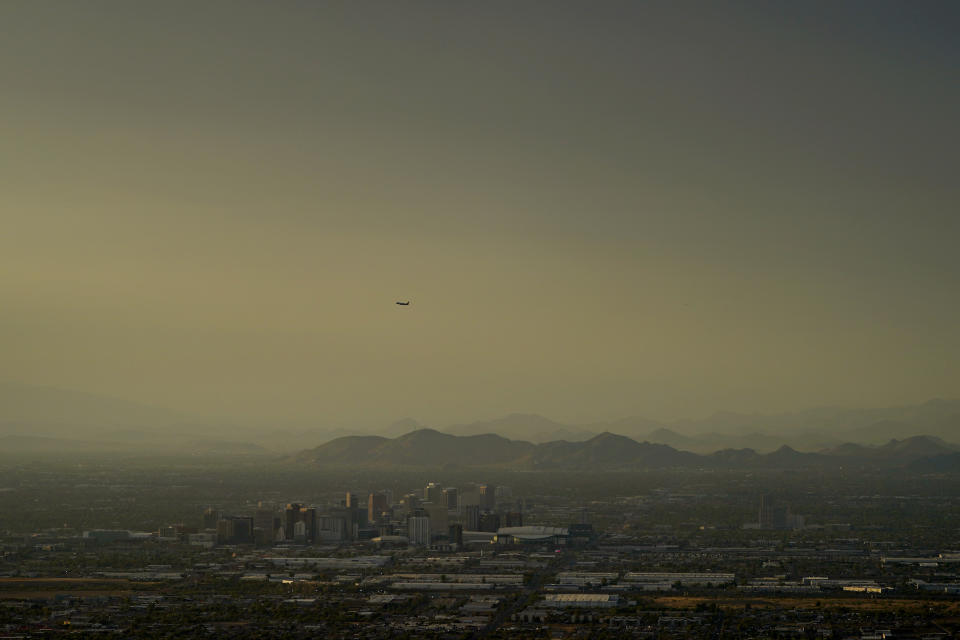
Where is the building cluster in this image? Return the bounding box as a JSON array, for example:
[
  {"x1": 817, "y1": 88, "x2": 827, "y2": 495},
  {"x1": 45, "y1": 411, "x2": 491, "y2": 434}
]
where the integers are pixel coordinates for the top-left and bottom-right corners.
[
  {"x1": 5, "y1": 463, "x2": 960, "y2": 638},
  {"x1": 744, "y1": 493, "x2": 807, "y2": 530},
  {"x1": 190, "y1": 482, "x2": 563, "y2": 550}
]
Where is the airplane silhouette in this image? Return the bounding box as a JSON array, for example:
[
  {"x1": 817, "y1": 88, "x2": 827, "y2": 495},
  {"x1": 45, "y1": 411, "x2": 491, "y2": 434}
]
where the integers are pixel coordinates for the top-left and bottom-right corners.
[{"x1": 396, "y1": 301, "x2": 410, "y2": 306}]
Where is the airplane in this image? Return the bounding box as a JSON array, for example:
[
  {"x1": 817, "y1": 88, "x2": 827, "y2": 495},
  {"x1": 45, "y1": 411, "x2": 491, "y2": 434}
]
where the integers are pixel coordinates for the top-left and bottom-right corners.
[{"x1": 396, "y1": 301, "x2": 410, "y2": 306}]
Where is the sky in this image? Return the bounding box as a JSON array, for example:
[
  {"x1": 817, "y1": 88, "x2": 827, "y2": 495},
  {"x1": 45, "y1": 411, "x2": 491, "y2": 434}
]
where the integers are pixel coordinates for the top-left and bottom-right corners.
[{"x1": 1, "y1": 1, "x2": 958, "y2": 427}]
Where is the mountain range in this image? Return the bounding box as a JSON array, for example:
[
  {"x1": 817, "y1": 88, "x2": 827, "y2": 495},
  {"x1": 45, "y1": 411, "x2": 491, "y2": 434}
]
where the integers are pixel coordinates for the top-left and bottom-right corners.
[
  {"x1": 436, "y1": 400, "x2": 960, "y2": 452},
  {"x1": 2, "y1": 381, "x2": 958, "y2": 457},
  {"x1": 293, "y1": 429, "x2": 960, "y2": 472}
]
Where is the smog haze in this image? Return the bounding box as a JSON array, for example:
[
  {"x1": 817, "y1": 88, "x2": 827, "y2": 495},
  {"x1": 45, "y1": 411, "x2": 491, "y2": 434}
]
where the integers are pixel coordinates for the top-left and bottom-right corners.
[{"x1": 2, "y1": 1, "x2": 958, "y2": 429}]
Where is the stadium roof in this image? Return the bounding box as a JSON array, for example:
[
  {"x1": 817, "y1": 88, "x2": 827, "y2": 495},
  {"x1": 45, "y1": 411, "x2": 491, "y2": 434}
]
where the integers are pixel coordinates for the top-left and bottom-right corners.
[{"x1": 496, "y1": 526, "x2": 568, "y2": 540}]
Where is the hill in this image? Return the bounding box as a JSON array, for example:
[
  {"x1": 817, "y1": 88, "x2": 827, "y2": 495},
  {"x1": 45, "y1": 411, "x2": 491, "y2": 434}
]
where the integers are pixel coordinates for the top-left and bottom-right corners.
[
  {"x1": 908, "y1": 453, "x2": 960, "y2": 473},
  {"x1": 530, "y1": 433, "x2": 702, "y2": 469},
  {"x1": 443, "y1": 414, "x2": 594, "y2": 443},
  {"x1": 294, "y1": 429, "x2": 536, "y2": 468},
  {"x1": 294, "y1": 430, "x2": 960, "y2": 472},
  {"x1": 820, "y1": 435, "x2": 957, "y2": 464},
  {"x1": 295, "y1": 429, "x2": 698, "y2": 470}
]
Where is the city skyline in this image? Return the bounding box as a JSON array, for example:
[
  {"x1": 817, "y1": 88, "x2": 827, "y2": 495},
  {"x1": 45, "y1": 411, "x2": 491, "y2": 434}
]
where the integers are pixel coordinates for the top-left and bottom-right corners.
[{"x1": 4, "y1": 4, "x2": 960, "y2": 636}]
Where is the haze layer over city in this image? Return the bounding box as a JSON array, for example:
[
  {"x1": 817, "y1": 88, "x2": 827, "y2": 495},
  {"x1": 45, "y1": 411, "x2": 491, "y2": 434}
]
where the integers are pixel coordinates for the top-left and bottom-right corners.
[
  {"x1": 2, "y1": 2, "x2": 960, "y2": 639},
  {"x1": 3, "y1": 1, "x2": 959, "y2": 433}
]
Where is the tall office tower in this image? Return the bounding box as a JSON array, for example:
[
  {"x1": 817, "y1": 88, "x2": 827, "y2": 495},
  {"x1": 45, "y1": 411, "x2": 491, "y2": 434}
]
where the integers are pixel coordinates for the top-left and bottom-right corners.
[
  {"x1": 442, "y1": 487, "x2": 459, "y2": 510},
  {"x1": 463, "y1": 504, "x2": 481, "y2": 531},
  {"x1": 459, "y1": 487, "x2": 481, "y2": 508},
  {"x1": 759, "y1": 495, "x2": 792, "y2": 529},
  {"x1": 253, "y1": 505, "x2": 276, "y2": 544},
  {"x1": 448, "y1": 523, "x2": 464, "y2": 547},
  {"x1": 495, "y1": 486, "x2": 512, "y2": 499},
  {"x1": 479, "y1": 484, "x2": 497, "y2": 510},
  {"x1": 758, "y1": 494, "x2": 770, "y2": 527},
  {"x1": 478, "y1": 512, "x2": 500, "y2": 533},
  {"x1": 332, "y1": 506, "x2": 359, "y2": 541},
  {"x1": 216, "y1": 516, "x2": 254, "y2": 545},
  {"x1": 504, "y1": 511, "x2": 523, "y2": 527},
  {"x1": 302, "y1": 506, "x2": 317, "y2": 543},
  {"x1": 401, "y1": 493, "x2": 420, "y2": 512},
  {"x1": 424, "y1": 482, "x2": 443, "y2": 503},
  {"x1": 283, "y1": 505, "x2": 318, "y2": 543},
  {"x1": 408, "y1": 515, "x2": 431, "y2": 546},
  {"x1": 353, "y1": 503, "x2": 368, "y2": 528},
  {"x1": 424, "y1": 502, "x2": 449, "y2": 535},
  {"x1": 202, "y1": 507, "x2": 221, "y2": 530},
  {"x1": 284, "y1": 503, "x2": 304, "y2": 541},
  {"x1": 233, "y1": 516, "x2": 253, "y2": 544},
  {"x1": 215, "y1": 518, "x2": 233, "y2": 545},
  {"x1": 368, "y1": 493, "x2": 388, "y2": 524},
  {"x1": 317, "y1": 513, "x2": 347, "y2": 543}
]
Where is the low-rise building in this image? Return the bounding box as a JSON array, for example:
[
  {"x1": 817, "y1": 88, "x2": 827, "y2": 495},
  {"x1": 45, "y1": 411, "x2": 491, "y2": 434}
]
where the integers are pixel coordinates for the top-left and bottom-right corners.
[{"x1": 543, "y1": 593, "x2": 620, "y2": 608}]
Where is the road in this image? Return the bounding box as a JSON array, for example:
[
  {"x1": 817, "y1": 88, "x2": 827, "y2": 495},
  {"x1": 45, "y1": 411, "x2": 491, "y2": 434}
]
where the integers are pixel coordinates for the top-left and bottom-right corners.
[{"x1": 474, "y1": 550, "x2": 572, "y2": 638}]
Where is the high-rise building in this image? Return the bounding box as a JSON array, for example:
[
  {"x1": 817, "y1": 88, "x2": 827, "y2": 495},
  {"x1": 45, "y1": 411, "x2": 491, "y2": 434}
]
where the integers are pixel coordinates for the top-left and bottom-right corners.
[
  {"x1": 424, "y1": 502, "x2": 449, "y2": 535},
  {"x1": 216, "y1": 516, "x2": 254, "y2": 545},
  {"x1": 448, "y1": 523, "x2": 463, "y2": 547},
  {"x1": 352, "y1": 503, "x2": 368, "y2": 528},
  {"x1": 424, "y1": 482, "x2": 443, "y2": 503},
  {"x1": 284, "y1": 503, "x2": 304, "y2": 540},
  {"x1": 463, "y1": 505, "x2": 481, "y2": 531},
  {"x1": 322, "y1": 507, "x2": 357, "y2": 542},
  {"x1": 399, "y1": 493, "x2": 420, "y2": 515},
  {"x1": 303, "y1": 507, "x2": 317, "y2": 542},
  {"x1": 442, "y1": 487, "x2": 459, "y2": 510},
  {"x1": 215, "y1": 519, "x2": 232, "y2": 545},
  {"x1": 478, "y1": 512, "x2": 500, "y2": 533},
  {"x1": 253, "y1": 505, "x2": 276, "y2": 545},
  {"x1": 759, "y1": 494, "x2": 785, "y2": 529},
  {"x1": 254, "y1": 504, "x2": 274, "y2": 529},
  {"x1": 457, "y1": 484, "x2": 480, "y2": 509},
  {"x1": 202, "y1": 507, "x2": 221, "y2": 530},
  {"x1": 368, "y1": 493, "x2": 389, "y2": 524},
  {"x1": 758, "y1": 495, "x2": 803, "y2": 529},
  {"x1": 283, "y1": 504, "x2": 316, "y2": 542},
  {"x1": 479, "y1": 484, "x2": 496, "y2": 510},
  {"x1": 408, "y1": 515, "x2": 431, "y2": 545}
]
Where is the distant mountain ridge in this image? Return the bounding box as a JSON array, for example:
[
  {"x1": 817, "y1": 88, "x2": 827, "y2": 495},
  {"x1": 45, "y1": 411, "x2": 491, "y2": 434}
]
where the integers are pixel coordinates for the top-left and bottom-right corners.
[
  {"x1": 294, "y1": 429, "x2": 536, "y2": 468},
  {"x1": 2, "y1": 381, "x2": 957, "y2": 457},
  {"x1": 436, "y1": 400, "x2": 960, "y2": 452},
  {"x1": 444, "y1": 413, "x2": 596, "y2": 443},
  {"x1": 294, "y1": 432, "x2": 959, "y2": 471}
]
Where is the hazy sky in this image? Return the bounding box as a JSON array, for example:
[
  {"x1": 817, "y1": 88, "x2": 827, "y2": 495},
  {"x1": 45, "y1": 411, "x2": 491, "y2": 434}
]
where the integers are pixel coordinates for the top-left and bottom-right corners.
[{"x1": 2, "y1": 1, "x2": 958, "y2": 426}]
